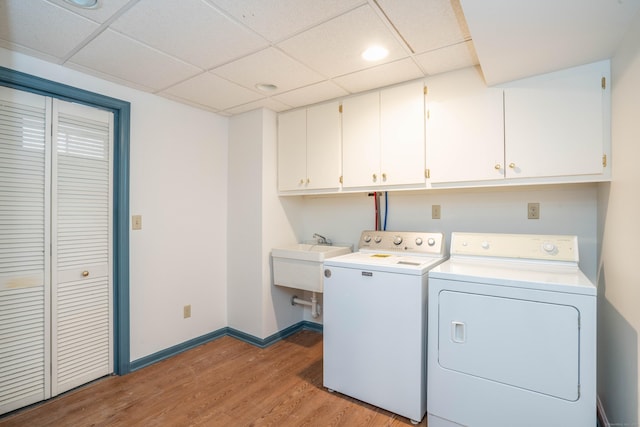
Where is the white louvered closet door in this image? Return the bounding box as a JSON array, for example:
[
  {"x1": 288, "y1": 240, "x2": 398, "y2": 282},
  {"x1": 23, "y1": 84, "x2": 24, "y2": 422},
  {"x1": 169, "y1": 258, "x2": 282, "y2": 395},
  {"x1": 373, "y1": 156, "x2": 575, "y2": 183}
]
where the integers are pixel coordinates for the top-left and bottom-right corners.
[
  {"x1": 0, "y1": 86, "x2": 51, "y2": 414},
  {"x1": 51, "y1": 99, "x2": 113, "y2": 396},
  {"x1": 0, "y1": 87, "x2": 113, "y2": 414}
]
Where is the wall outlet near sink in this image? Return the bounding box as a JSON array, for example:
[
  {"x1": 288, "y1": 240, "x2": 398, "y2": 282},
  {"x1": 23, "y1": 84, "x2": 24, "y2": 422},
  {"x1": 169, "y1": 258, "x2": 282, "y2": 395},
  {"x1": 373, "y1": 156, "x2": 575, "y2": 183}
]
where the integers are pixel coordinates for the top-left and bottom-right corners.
[{"x1": 432, "y1": 205, "x2": 441, "y2": 219}]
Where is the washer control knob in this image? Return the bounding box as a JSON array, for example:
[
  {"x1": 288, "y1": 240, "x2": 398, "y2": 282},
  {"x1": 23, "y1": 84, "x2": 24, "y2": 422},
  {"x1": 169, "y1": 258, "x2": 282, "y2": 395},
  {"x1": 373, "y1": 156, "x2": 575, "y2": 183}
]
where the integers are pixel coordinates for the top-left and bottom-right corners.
[
  {"x1": 363, "y1": 235, "x2": 372, "y2": 243},
  {"x1": 393, "y1": 236, "x2": 403, "y2": 245},
  {"x1": 542, "y1": 242, "x2": 556, "y2": 253},
  {"x1": 481, "y1": 241, "x2": 490, "y2": 249},
  {"x1": 374, "y1": 236, "x2": 382, "y2": 243},
  {"x1": 427, "y1": 238, "x2": 436, "y2": 246},
  {"x1": 415, "y1": 238, "x2": 423, "y2": 246}
]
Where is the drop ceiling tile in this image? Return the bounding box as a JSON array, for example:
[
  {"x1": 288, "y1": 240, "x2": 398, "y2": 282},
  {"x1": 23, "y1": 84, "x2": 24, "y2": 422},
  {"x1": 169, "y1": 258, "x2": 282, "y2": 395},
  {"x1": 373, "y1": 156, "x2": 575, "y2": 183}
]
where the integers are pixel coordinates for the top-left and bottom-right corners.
[
  {"x1": 110, "y1": 0, "x2": 268, "y2": 70},
  {"x1": 212, "y1": 47, "x2": 324, "y2": 94},
  {"x1": 45, "y1": 0, "x2": 134, "y2": 24},
  {"x1": 414, "y1": 41, "x2": 479, "y2": 76},
  {"x1": 68, "y1": 29, "x2": 202, "y2": 91},
  {"x1": 376, "y1": 0, "x2": 470, "y2": 54},
  {"x1": 333, "y1": 58, "x2": 424, "y2": 93},
  {"x1": 207, "y1": 0, "x2": 366, "y2": 42},
  {"x1": 0, "y1": 0, "x2": 99, "y2": 59},
  {"x1": 162, "y1": 72, "x2": 265, "y2": 111},
  {"x1": 222, "y1": 98, "x2": 293, "y2": 116},
  {"x1": 277, "y1": 4, "x2": 408, "y2": 78},
  {"x1": 273, "y1": 80, "x2": 349, "y2": 108}
]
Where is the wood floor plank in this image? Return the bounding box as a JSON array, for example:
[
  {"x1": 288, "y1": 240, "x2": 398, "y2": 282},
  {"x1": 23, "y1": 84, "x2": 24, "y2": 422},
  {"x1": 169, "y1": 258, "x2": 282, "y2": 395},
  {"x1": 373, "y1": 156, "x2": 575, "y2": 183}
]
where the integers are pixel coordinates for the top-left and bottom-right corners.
[{"x1": 0, "y1": 331, "x2": 427, "y2": 426}]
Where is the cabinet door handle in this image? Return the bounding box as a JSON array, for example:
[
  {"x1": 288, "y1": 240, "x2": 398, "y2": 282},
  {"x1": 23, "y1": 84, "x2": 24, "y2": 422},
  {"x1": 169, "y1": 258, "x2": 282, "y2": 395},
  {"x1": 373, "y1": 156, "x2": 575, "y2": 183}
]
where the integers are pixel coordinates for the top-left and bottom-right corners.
[
  {"x1": 382, "y1": 173, "x2": 387, "y2": 182},
  {"x1": 509, "y1": 163, "x2": 516, "y2": 169},
  {"x1": 82, "y1": 270, "x2": 89, "y2": 277},
  {"x1": 306, "y1": 178, "x2": 310, "y2": 184},
  {"x1": 372, "y1": 173, "x2": 377, "y2": 182},
  {"x1": 494, "y1": 164, "x2": 501, "y2": 170},
  {"x1": 299, "y1": 179, "x2": 304, "y2": 185}
]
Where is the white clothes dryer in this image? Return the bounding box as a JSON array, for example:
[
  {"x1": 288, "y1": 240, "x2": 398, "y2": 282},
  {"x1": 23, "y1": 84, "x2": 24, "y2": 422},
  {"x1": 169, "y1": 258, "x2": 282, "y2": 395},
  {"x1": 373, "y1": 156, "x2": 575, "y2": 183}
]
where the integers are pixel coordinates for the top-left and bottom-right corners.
[{"x1": 427, "y1": 232, "x2": 596, "y2": 427}]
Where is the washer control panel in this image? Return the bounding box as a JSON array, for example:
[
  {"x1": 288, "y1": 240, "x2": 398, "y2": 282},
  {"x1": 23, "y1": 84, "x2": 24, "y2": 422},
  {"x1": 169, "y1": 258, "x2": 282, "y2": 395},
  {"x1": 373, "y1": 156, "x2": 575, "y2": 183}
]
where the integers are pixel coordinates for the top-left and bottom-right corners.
[
  {"x1": 358, "y1": 230, "x2": 444, "y2": 255},
  {"x1": 450, "y1": 232, "x2": 579, "y2": 262}
]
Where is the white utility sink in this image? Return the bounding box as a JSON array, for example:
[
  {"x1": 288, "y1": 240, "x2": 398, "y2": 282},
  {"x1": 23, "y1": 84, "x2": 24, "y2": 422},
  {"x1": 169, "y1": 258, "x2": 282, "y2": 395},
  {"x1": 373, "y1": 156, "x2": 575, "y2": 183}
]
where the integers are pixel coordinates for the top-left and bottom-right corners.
[{"x1": 272, "y1": 243, "x2": 352, "y2": 293}]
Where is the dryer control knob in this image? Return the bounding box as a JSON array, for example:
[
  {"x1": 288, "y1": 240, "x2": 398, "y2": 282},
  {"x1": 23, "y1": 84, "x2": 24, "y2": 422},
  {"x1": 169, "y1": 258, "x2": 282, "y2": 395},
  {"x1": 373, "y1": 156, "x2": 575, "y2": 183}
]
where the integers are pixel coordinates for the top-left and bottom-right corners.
[
  {"x1": 542, "y1": 242, "x2": 556, "y2": 253},
  {"x1": 374, "y1": 236, "x2": 382, "y2": 243},
  {"x1": 393, "y1": 236, "x2": 403, "y2": 245},
  {"x1": 481, "y1": 241, "x2": 490, "y2": 249},
  {"x1": 363, "y1": 235, "x2": 372, "y2": 243},
  {"x1": 427, "y1": 238, "x2": 436, "y2": 246},
  {"x1": 415, "y1": 238, "x2": 423, "y2": 246}
]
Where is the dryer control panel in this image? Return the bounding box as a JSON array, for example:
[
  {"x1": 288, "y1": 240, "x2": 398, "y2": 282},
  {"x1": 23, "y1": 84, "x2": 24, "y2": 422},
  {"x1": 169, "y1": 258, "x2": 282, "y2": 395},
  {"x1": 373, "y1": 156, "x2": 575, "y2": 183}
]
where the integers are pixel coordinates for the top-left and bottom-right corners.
[{"x1": 450, "y1": 232, "x2": 579, "y2": 262}]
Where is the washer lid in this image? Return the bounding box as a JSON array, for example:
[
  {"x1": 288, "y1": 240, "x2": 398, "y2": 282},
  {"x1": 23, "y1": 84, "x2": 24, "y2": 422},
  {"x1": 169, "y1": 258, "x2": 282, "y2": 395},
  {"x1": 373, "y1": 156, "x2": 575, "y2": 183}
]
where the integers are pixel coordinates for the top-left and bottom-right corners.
[{"x1": 324, "y1": 251, "x2": 446, "y2": 275}]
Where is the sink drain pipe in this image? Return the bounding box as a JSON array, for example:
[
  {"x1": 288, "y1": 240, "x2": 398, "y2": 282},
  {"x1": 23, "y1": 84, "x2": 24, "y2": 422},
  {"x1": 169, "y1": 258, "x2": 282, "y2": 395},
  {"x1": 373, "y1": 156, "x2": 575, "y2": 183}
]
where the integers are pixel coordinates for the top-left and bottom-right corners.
[{"x1": 291, "y1": 292, "x2": 321, "y2": 318}]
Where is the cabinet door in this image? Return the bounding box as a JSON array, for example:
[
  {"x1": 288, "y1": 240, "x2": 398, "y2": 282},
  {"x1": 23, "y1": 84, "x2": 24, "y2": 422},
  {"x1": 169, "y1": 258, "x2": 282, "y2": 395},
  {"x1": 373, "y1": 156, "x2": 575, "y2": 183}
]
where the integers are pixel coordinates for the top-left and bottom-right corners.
[
  {"x1": 277, "y1": 109, "x2": 307, "y2": 191},
  {"x1": 503, "y1": 61, "x2": 609, "y2": 179},
  {"x1": 427, "y1": 67, "x2": 505, "y2": 183},
  {"x1": 342, "y1": 91, "x2": 380, "y2": 188},
  {"x1": 380, "y1": 82, "x2": 426, "y2": 186},
  {"x1": 306, "y1": 102, "x2": 341, "y2": 190}
]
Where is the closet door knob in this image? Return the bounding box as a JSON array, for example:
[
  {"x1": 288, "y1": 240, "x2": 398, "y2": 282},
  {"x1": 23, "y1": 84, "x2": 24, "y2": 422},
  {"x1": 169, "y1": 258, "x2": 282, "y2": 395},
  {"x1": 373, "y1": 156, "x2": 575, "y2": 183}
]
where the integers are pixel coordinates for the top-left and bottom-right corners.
[{"x1": 82, "y1": 271, "x2": 89, "y2": 277}]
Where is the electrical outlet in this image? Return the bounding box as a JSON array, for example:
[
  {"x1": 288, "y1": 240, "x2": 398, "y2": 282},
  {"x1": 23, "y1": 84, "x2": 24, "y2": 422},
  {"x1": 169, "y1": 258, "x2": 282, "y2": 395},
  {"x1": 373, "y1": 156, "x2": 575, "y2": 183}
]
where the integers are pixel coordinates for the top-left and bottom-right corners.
[
  {"x1": 528, "y1": 203, "x2": 540, "y2": 219},
  {"x1": 432, "y1": 204, "x2": 441, "y2": 219},
  {"x1": 132, "y1": 215, "x2": 142, "y2": 230},
  {"x1": 183, "y1": 304, "x2": 191, "y2": 319}
]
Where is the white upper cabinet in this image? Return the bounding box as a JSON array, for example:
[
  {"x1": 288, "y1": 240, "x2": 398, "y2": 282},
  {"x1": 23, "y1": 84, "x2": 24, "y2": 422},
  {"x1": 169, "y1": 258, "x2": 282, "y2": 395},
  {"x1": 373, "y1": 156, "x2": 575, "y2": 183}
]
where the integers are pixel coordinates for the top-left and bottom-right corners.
[
  {"x1": 380, "y1": 82, "x2": 426, "y2": 186},
  {"x1": 426, "y1": 67, "x2": 505, "y2": 183},
  {"x1": 500, "y1": 60, "x2": 610, "y2": 180},
  {"x1": 342, "y1": 81, "x2": 425, "y2": 189},
  {"x1": 278, "y1": 101, "x2": 341, "y2": 192},
  {"x1": 306, "y1": 102, "x2": 342, "y2": 190},
  {"x1": 278, "y1": 109, "x2": 307, "y2": 192},
  {"x1": 342, "y1": 91, "x2": 380, "y2": 188}
]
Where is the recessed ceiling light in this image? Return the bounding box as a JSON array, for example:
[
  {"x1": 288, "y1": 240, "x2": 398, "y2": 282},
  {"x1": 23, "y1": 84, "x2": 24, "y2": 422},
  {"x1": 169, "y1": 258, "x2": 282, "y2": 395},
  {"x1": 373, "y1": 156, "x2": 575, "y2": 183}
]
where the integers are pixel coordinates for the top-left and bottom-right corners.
[
  {"x1": 255, "y1": 83, "x2": 278, "y2": 92},
  {"x1": 362, "y1": 45, "x2": 389, "y2": 62},
  {"x1": 63, "y1": 0, "x2": 100, "y2": 9}
]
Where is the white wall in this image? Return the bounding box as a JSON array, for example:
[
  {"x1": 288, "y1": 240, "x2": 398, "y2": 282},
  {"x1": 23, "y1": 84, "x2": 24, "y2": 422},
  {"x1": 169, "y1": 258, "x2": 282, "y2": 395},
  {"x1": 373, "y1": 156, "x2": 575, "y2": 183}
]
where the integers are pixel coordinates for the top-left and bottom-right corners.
[
  {"x1": 227, "y1": 109, "x2": 303, "y2": 339},
  {"x1": 0, "y1": 47, "x2": 230, "y2": 361},
  {"x1": 598, "y1": 10, "x2": 640, "y2": 424},
  {"x1": 294, "y1": 184, "x2": 599, "y2": 323},
  {"x1": 227, "y1": 109, "x2": 264, "y2": 337}
]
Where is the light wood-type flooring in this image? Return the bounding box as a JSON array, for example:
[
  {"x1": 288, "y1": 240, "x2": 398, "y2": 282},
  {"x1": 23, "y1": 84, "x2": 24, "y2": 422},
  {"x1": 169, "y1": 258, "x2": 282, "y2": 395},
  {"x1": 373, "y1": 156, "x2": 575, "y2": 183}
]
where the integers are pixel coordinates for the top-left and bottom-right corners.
[{"x1": 0, "y1": 330, "x2": 427, "y2": 426}]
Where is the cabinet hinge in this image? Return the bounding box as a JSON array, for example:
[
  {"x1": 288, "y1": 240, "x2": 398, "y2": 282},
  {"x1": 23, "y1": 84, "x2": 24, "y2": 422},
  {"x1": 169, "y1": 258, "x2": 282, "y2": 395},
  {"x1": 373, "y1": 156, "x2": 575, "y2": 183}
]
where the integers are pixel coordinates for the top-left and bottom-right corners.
[
  {"x1": 601, "y1": 77, "x2": 606, "y2": 90},
  {"x1": 339, "y1": 175, "x2": 343, "y2": 184},
  {"x1": 425, "y1": 169, "x2": 430, "y2": 179},
  {"x1": 603, "y1": 154, "x2": 607, "y2": 167},
  {"x1": 339, "y1": 104, "x2": 343, "y2": 113},
  {"x1": 424, "y1": 85, "x2": 428, "y2": 95}
]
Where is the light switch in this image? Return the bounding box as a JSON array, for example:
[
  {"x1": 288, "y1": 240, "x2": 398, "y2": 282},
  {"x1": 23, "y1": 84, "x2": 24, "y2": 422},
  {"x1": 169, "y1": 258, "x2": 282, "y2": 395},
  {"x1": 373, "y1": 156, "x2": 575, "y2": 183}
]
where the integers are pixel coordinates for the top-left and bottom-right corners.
[{"x1": 132, "y1": 215, "x2": 142, "y2": 230}]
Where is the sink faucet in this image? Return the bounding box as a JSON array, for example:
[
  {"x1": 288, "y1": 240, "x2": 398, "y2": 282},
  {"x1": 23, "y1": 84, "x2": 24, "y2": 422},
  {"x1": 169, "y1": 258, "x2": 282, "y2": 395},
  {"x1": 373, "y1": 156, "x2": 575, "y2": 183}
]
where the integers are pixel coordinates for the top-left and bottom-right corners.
[{"x1": 313, "y1": 233, "x2": 330, "y2": 245}]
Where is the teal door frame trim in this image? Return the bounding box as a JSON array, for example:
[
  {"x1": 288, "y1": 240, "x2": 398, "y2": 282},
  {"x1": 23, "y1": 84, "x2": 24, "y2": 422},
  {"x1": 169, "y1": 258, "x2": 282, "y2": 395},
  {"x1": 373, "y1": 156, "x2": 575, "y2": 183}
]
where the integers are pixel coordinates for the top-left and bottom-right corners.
[{"x1": 0, "y1": 66, "x2": 131, "y2": 375}]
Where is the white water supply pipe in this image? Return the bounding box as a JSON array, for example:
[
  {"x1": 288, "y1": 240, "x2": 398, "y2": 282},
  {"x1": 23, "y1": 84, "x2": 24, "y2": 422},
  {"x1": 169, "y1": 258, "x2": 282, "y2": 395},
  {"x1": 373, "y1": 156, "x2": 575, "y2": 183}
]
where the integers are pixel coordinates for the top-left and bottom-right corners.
[{"x1": 291, "y1": 292, "x2": 321, "y2": 318}]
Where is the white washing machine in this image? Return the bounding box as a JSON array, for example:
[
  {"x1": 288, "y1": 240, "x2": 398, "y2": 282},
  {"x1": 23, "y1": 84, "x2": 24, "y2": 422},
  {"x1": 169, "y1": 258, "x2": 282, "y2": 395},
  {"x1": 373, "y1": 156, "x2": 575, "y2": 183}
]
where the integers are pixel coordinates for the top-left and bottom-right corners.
[
  {"x1": 427, "y1": 232, "x2": 596, "y2": 427},
  {"x1": 323, "y1": 230, "x2": 446, "y2": 424}
]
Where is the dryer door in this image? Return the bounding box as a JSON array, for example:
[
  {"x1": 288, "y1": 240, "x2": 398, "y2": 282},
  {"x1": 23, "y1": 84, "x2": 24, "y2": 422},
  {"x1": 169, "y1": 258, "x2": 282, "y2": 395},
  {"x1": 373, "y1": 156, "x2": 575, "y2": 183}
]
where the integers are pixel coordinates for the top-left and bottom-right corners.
[{"x1": 438, "y1": 290, "x2": 580, "y2": 401}]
